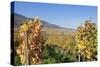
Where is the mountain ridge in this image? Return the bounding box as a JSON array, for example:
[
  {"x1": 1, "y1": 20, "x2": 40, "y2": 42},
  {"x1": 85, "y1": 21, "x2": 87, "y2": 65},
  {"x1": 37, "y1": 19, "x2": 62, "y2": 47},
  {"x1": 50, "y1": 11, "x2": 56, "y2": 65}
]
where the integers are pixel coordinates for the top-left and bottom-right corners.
[{"x1": 12, "y1": 13, "x2": 75, "y2": 32}]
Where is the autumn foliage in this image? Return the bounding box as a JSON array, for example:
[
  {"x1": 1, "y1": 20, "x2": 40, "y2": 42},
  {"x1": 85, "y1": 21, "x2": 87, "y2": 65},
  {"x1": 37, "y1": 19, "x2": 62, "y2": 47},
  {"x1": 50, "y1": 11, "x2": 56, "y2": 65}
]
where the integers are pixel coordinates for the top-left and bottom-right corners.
[
  {"x1": 75, "y1": 20, "x2": 97, "y2": 61},
  {"x1": 16, "y1": 17, "x2": 46, "y2": 65}
]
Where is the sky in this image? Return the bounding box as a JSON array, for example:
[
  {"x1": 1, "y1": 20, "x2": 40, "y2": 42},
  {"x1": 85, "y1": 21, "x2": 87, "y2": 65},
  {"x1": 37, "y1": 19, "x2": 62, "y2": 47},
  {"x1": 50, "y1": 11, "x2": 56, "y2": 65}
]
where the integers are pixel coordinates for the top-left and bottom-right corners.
[{"x1": 13, "y1": 1, "x2": 97, "y2": 29}]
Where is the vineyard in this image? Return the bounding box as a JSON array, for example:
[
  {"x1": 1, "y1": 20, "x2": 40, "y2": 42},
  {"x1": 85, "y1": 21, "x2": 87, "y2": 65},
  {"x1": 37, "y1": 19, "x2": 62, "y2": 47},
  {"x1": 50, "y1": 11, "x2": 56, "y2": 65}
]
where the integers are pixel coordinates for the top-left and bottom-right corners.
[{"x1": 12, "y1": 17, "x2": 97, "y2": 65}]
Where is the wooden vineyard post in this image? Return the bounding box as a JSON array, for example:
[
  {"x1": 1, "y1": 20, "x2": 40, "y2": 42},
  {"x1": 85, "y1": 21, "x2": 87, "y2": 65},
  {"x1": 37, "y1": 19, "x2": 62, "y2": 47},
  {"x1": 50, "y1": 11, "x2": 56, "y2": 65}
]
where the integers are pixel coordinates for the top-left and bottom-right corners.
[
  {"x1": 78, "y1": 53, "x2": 80, "y2": 62},
  {"x1": 24, "y1": 32, "x2": 29, "y2": 65}
]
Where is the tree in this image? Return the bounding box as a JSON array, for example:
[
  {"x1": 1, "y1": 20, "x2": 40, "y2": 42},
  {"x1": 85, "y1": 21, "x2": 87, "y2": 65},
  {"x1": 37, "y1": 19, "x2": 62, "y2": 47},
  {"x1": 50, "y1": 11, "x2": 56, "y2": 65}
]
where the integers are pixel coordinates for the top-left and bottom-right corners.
[
  {"x1": 75, "y1": 20, "x2": 97, "y2": 61},
  {"x1": 16, "y1": 17, "x2": 46, "y2": 65}
]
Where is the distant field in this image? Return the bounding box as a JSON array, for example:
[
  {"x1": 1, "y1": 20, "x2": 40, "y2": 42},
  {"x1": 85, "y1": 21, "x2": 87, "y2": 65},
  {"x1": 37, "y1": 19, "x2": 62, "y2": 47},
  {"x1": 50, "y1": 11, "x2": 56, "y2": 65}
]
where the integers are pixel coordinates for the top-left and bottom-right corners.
[{"x1": 42, "y1": 27, "x2": 76, "y2": 49}]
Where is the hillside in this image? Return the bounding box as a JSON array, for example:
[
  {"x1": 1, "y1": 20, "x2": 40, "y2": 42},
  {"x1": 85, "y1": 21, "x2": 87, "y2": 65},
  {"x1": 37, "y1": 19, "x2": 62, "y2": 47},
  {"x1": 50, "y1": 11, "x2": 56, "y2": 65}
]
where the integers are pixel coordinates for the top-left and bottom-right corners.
[{"x1": 12, "y1": 13, "x2": 75, "y2": 32}]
